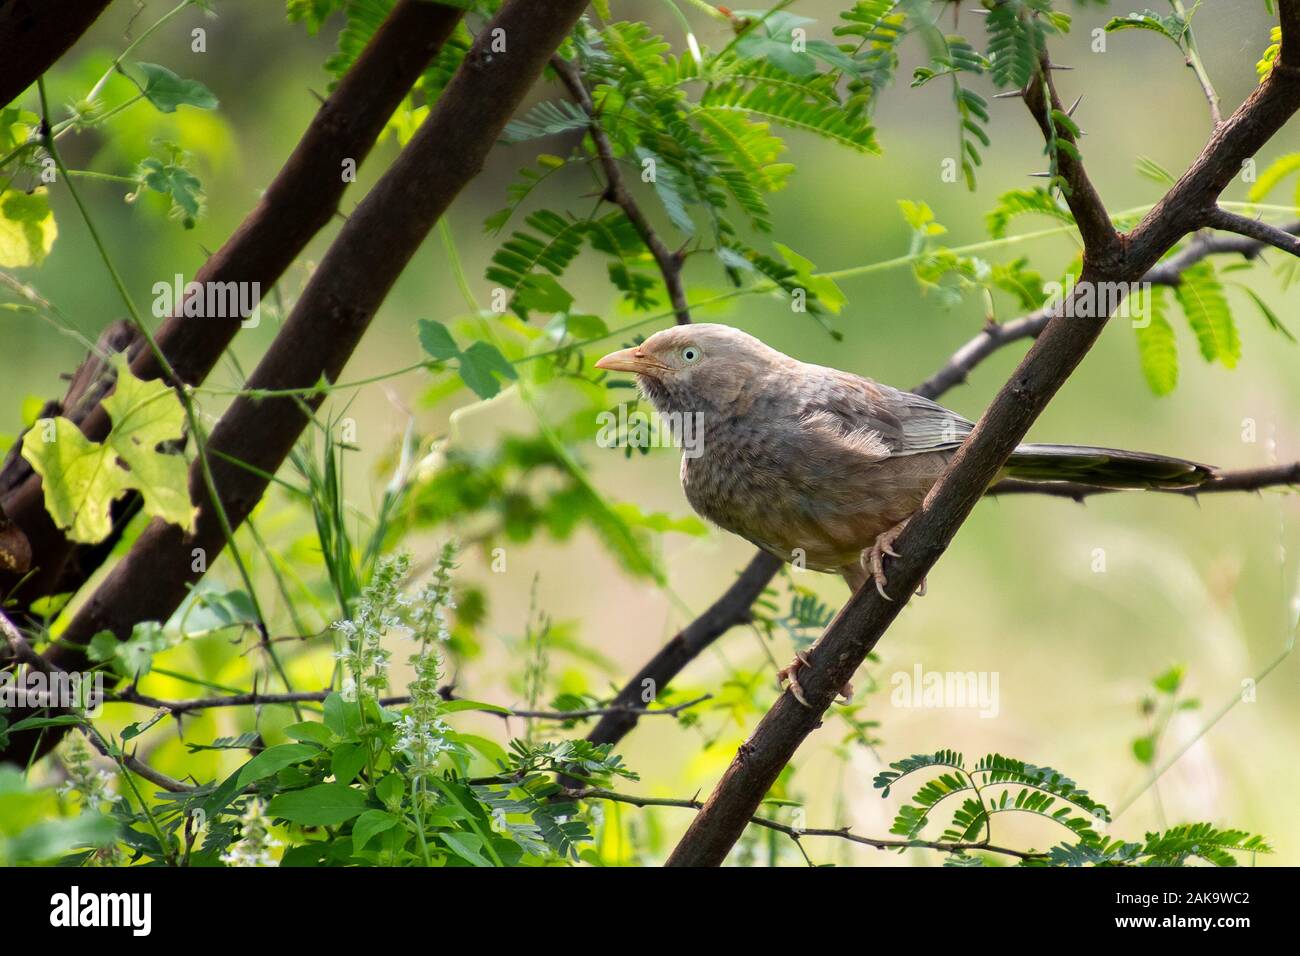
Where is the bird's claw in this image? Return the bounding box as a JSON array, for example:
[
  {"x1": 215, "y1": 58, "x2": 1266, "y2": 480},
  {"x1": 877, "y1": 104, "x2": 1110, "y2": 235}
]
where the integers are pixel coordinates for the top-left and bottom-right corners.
[
  {"x1": 778, "y1": 651, "x2": 852, "y2": 707},
  {"x1": 860, "y1": 519, "x2": 923, "y2": 601},
  {"x1": 777, "y1": 651, "x2": 811, "y2": 706}
]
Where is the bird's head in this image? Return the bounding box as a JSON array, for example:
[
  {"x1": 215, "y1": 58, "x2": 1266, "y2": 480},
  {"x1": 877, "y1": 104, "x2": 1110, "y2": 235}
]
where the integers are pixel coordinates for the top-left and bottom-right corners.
[{"x1": 595, "y1": 324, "x2": 789, "y2": 415}]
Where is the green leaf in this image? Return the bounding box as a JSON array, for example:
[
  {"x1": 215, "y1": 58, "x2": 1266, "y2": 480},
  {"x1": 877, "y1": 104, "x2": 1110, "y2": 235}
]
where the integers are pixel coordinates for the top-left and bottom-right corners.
[
  {"x1": 236, "y1": 743, "x2": 320, "y2": 788},
  {"x1": 1133, "y1": 285, "x2": 1178, "y2": 395},
  {"x1": 986, "y1": 187, "x2": 1074, "y2": 239},
  {"x1": 512, "y1": 273, "x2": 574, "y2": 315},
  {"x1": 457, "y1": 341, "x2": 518, "y2": 400},
  {"x1": 286, "y1": 0, "x2": 344, "y2": 35},
  {"x1": 134, "y1": 62, "x2": 219, "y2": 113},
  {"x1": 501, "y1": 100, "x2": 590, "y2": 143},
  {"x1": 1246, "y1": 152, "x2": 1300, "y2": 206},
  {"x1": 1174, "y1": 260, "x2": 1239, "y2": 367},
  {"x1": 268, "y1": 782, "x2": 367, "y2": 826},
  {"x1": 283, "y1": 721, "x2": 335, "y2": 747},
  {"x1": 86, "y1": 621, "x2": 174, "y2": 679},
  {"x1": 322, "y1": 692, "x2": 355, "y2": 739},
  {"x1": 1152, "y1": 665, "x2": 1184, "y2": 694},
  {"x1": 3, "y1": 814, "x2": 117, "y2": 863},
  {"x1": 987, "y1": 3, "x2": 1043, "y2": 89},
  {"x1": 0, "y1": 186, "x2": 57, "y2": 268},
  {"x1": 330, "y1": 742, "x2": 368, "y2": 784},
  {"x1": 1104, "y1": 11, "x2": 1188, "y2": 45},
  {"x1": 1232, "y1": 284, "x2": 1295, "y2": 343},
  {"x1": 439, "y1": 830, "x2": 493, "y2": 867},
  {"x1": 21, "y1": 354, "x2": 196, "y2": 544},
  {"x1": 5, "y1": 714, "x2": 84, "y2": 732},
  {"x1": 417, "y1": 319, "x2": 459, "y2": 361},
  {"x1": 1132, "y1": 735, "x2": 1156, "y2": 765},
  {"x1": 1135, "y1": 155, "x2": 1177, "y2": 187},
  {"x1": 136, "y1": 151, "x2": 205, "y2": 229},
  {"x1": 350, "y1": 809, "x2": 400, "y2": 853}
]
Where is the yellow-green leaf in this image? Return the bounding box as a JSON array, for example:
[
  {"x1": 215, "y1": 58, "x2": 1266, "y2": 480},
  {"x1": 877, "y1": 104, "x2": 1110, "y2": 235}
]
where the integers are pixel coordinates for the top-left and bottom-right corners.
[
  {"x1": 21, "y1": 355, "x2": 196, "y2": 544},
  {"x1": 1133, "y1": 285, "x2": 1178, "y2": 395},
  {"x1": 0, "y1": 185, "x2": 57, "y2": 267}
]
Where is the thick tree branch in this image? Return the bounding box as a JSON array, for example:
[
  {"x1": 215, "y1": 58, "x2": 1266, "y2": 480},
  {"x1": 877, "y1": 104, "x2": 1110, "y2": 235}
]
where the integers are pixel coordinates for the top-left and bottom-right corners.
[
  {"x1": 592, "y1": 217, "x2": 1300, "y2": 757},
  {"x1": 571, "y1": 787, "x2": 1045, "y2": 862},
  {"x1": 666, "y1": 7, "x2": 1300, "y2": 866},
  {"x1": 0, "y1": 0, "x2": 112, "y2": 108},
  {"x1": 2, "y1": 0, "x2": 595, "y2": 768},
  {"x1": 0, "y1": 0, "x2": 466, "y2": 613},
  {"x1": 550, "y1": 54, "x2": 692, "y2": 325}
]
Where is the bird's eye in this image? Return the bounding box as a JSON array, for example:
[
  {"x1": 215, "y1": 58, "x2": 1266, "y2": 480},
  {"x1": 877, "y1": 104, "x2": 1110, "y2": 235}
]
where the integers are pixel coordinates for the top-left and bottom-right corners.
[{"x1": 681, "y1": 346, "x2": 700, "y2": 363}]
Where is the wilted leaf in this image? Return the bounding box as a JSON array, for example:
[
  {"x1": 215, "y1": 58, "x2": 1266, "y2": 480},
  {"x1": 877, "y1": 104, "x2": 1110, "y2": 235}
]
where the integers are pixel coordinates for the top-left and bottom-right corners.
[{"x1": 21, "y1": 354, "x2": 196, "y2": 544}]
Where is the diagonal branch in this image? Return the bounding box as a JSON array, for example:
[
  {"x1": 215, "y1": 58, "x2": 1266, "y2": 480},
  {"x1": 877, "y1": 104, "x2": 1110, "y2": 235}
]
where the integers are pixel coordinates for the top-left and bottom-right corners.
[
  {"x1": 665, "y1": 6, "x2": 1300, "y2": 866},
  {"x1": 0, "y1": 0, "x2": 112, "y2": 108},
  {"x1": 0, "y1": 0, "x2": 467, "y2": 613},
  {"x1": 1, "y1": 0, "x2": 596, "y2": 769},
  {"x1": 584, "y1": 551, "x2": 781, "y2": 748},
  {"x1": 590, "y1": 215, "x2": 1300, "y2": 756},
  {"x1": 550, "y1": 54, "x2": 692, "y2": 325}
]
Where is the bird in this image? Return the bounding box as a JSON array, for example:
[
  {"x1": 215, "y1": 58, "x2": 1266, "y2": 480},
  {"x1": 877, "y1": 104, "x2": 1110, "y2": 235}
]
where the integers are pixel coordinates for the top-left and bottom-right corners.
[{"x1": 595, "y1": 323, "x2": 1215, "y2": 705}]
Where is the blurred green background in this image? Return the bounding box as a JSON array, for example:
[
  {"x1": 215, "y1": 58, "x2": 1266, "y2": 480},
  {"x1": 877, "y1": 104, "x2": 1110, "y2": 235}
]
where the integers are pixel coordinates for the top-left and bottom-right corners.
[{"x1": 7, "y1": 1, "x2": 1298, "y2": 865}]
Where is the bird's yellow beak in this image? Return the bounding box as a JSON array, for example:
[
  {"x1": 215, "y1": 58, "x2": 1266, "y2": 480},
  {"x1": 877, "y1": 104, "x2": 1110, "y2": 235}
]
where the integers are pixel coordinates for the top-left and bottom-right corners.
[{"x1": 594, "y1": 346, "x2": 663, "y2": 377}]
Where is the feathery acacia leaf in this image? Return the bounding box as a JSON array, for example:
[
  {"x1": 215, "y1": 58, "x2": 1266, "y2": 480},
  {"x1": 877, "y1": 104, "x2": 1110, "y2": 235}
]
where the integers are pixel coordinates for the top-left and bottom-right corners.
[
  {"x1": 1174, "y1": 260, "x2": 1239, "y2": 367},
  {"x1": 1133, "y1": 285, "x2": 1179, "y2": 395}
]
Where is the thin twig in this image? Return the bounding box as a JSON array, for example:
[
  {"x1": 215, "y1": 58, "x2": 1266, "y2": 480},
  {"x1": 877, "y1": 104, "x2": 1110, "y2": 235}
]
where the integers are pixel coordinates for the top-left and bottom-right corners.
[
  {"x1": 569, "y1": 788, "x2": 1045, "y2": 862},
  {"x1": 989, "y1": 462, "x2": 1300, "y2": 501},
  {"x1": 914, "y1": 220, "x2": 1300, "y2": 399},
  {"x1": 551, "y1": 55, "x2": 692, "y2": 325},
  {"x1": 81, "y1": 727, "x2": 194, "y2": 794},
  {"x1": 107, "y1": 685, "x2": 712, "y2": 721},
  {"x1": 1202, "y1": 207, "x2": 1300, "y2": 257}
]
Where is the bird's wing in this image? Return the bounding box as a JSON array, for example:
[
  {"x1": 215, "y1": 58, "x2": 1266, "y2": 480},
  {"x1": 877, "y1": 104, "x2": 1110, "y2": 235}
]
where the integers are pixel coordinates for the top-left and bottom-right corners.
[{"x1": 801, "y1": 371, "x2": 974, "y2": 458}]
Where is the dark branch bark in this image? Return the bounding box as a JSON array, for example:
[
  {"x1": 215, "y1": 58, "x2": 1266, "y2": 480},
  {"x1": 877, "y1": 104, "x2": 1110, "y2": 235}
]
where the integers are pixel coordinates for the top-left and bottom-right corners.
[
  {"x1": 590, "y1": 215, "x2": 1300, "y2": 758},
  {"x1": 1, "y1": 0, "x2": 595, "y2": 768},
  {"x1": 0, "y1": 0, "x2": 112, "y2": 108},
  {"x1": 1022, "y1": 58, "x2": 1120, "y2": 263},
  {"x1": 989, "y1": 461, "x2": 1300, "y2": 501},
  {"x1": 108, "y1": 686, "x2": 711, "y2": 721},
  {"x1": 550, "y1": 55, "x2": 692, "y2": 325},
  {"x1": 1203, "y1": 207, "x2": 1300, "y2": 257},
  {"x1": 666, "y1": 6, "x2": 1300, "y2": 866},
  {"x1": 584, "y1": 551, "x2": 781, "y2": 748},
  {"x1": 0, "y1": 0, "x2": 465, "y2": 611},
  {"x1": 571, "y1": 788, "x2": 1045, "y2": 862}
]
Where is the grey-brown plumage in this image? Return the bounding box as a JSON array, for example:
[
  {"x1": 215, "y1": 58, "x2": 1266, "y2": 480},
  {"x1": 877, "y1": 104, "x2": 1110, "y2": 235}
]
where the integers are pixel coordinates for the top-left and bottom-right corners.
[{"x1": 596, "y1": 324, "x2": 1214, "y2": 597}]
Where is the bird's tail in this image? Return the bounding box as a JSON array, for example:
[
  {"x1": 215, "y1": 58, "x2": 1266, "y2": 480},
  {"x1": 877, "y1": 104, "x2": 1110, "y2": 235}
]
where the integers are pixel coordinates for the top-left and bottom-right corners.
[{"x1": 1004, "y1": 444, "x2": 1216, "y2": 489}]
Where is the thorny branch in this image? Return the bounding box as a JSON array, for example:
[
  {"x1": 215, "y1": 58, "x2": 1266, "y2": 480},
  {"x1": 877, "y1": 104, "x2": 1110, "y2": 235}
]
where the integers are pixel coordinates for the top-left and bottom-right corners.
[{"x1": 666, "y1": 4, "x2": 1300, "y2": 866}]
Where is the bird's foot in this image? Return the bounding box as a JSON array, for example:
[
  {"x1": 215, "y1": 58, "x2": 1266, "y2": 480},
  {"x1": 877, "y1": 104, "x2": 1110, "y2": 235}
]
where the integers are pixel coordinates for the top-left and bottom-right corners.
[
  {"x1": 777, "y1": 651, "x2": 853, "y2": 708},
  {"x1": 861, "y1": 519, "x2": 910, "y2": 600}
]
